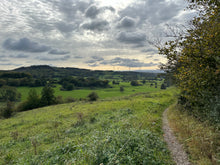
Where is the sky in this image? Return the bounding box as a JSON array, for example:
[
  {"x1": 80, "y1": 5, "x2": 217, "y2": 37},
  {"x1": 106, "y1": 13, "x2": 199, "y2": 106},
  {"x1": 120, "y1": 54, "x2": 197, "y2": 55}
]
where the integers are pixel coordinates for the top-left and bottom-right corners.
[{"x1": 0, "y1": 0, "x2": 192, "y2": 71}]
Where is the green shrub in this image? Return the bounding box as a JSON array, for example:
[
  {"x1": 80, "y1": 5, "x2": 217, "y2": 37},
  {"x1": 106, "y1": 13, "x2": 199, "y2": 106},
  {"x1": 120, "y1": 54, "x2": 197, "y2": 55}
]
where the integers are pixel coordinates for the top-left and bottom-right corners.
[
  {"x1": 130, "y1": 80, "x2": 139, "y2": 86},
  {"x1": 87, "y1": 92, "x2": 99, "y2": 101},
  {"x1": 1, "y1": 102, "x2": 14, "y2": 118},
  {"x1": 40, "y1": 85, "x2": 56, "y2": 106}
]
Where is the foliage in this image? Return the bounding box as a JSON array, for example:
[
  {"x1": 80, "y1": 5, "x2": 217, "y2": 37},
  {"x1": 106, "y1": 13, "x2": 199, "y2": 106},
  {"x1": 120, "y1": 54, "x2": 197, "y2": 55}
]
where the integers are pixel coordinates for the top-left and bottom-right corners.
[
  {"x1": 0, "y1": 86, "x2": 21, "y2": 102},
  {"x1": 130, "y1": 80, "x2": 139, "y2": 86},
  {"x1": 18, "y1": 89, "x2": 41, "y2": 111},
  {"x1": 159, "y1": 0, "x2": 220, "y2": 123},
  {"x1": 161, "y1": 83, "x2": 166, "y2": 90},
  {"x1": 0, "y1": 101, "x2": 14, "y2": 118},
  {"x1": 87, "y1": 92, "x2": 99, "y2": 101},
  {"x1": 120, "y1": 86, "x2": 124, "y2": 92},
  {"x1": 40, "y1": 85, "x2": 56, "y2": 106},
  {"x1": 12, "y1": 65, "x2": 159, "y2": 81},
  {"x1": 59, "y1": 77, "x2": 109, "y2": 90}
]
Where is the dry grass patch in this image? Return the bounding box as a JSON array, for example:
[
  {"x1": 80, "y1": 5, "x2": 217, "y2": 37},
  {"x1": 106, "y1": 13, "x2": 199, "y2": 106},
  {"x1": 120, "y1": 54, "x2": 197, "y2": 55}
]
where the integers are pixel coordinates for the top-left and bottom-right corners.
[{"x1": 167, "y1": 104, "x2": 220, "y2": 165}]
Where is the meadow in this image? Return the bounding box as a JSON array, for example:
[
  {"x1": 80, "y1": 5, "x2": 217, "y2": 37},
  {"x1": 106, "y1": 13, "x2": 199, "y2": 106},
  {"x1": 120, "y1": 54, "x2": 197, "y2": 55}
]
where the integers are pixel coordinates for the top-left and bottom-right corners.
[
  {"x1": 0, "y1": 86, "x2": 177, "y2": 164},
  {"x1": 17, "y1": 81, "x2": 162, "y2": 101}
]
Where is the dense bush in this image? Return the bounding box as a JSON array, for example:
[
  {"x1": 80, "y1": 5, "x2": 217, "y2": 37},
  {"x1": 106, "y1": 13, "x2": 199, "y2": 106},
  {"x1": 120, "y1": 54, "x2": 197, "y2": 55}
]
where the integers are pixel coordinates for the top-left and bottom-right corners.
[
  {"x1": 0, "y1": 102, "x2": 14, "y2": 118},
  {"x1": 130, "y1": 80, "x2": 139, "y2": 86},
  {"x1": 18, "y1": 89, "x2": 41, "y2": 111},
  {"x1": 159, "y1": 0, "x2": 220, "y2": 123},
  {"x1": 40, "y1": 85, "x2": 56, "y2": 106},
  {"x1": 88, "y1": 92, "x2": 99, "y2": 101},
  {"x1": 160, "y1": 83, "x2": 166, "y2": 90},
  {"x1": 0, "y1": 86, "x2": 21, "y2": 102},
  {"x1": 59, "y1": 77, "x2": 109, "y2": 91}
]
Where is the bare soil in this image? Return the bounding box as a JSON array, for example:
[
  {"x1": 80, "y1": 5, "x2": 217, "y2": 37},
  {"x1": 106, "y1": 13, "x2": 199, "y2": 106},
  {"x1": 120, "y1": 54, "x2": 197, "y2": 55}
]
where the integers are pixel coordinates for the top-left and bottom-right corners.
[{"x1": 163, "y1": 108, "x2": 191, "y2": 165}]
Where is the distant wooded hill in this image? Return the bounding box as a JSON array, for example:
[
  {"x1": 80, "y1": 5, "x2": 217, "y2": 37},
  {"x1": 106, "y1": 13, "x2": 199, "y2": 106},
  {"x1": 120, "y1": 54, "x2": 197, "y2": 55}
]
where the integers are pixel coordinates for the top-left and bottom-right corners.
[
  {"x1": 11, "y1": 65, "x2": 160, "y2": 80},
  {"x1": 0, "y1": 65, "x2": 163, "y2": 87}
]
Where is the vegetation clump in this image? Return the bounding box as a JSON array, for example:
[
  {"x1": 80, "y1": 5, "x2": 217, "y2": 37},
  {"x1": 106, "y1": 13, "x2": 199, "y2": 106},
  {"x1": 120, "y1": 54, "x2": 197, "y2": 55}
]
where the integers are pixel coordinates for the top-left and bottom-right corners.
[{"x1": 88, "y1": 92, "x2": 99, "y2": 101}]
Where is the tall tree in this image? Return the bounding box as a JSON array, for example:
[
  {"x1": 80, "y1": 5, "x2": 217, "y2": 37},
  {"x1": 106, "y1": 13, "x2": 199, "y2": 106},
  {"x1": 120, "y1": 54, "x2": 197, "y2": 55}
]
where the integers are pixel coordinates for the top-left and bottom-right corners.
[
  {"x1": 159, "y1": 0, "x2": 220, "y2": 122},
  {"x1": 40, "y1": 85, "x2": 56, "y2": 106}
]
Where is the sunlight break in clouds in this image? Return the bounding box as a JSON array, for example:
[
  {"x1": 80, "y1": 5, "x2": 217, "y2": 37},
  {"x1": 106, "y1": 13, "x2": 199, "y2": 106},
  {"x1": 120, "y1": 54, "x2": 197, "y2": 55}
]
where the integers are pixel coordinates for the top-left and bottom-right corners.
[{"x1": 0, "y1": 0, "x2": 190, "y2": 70}]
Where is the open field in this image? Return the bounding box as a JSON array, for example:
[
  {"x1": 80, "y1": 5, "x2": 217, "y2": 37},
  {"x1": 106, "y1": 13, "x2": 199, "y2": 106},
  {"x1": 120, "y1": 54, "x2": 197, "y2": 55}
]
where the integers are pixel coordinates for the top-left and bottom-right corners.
[
  {"x1": 0, "y1": 87, "x2": 177, "y2": 164},
  {"x1": 17, "y1": 81, "x2": 163, "y2": 102}
]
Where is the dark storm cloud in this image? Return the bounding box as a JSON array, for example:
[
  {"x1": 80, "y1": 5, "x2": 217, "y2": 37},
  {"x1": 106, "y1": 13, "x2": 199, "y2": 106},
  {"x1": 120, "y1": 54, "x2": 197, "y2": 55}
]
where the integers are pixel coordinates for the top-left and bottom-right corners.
[
  {"x1": 100, "y1": 57, "x2": 157, "y2": 68},
  {"x1": 117, "y1": 16, "x2": 136, "y2": 28},
  {"x1": 49, "y1": 49, "x2": 70, "y2": 55},
  {"x1": 3, "y1": 38, "x2": 50, "y2": 53},
  {"x1": 117, "y1": 31, "x2": 146, "y2": 46},
  {"x1": 82, "y1": 20, "x2": 109, "y2": 31}
]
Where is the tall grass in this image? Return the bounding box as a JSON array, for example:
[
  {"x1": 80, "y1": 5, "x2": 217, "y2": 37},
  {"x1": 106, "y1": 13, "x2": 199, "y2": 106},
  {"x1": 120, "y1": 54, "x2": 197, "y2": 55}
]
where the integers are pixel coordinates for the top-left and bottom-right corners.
[{"x1": 167, "y1": 104, "x2": 220, "y2": 165}]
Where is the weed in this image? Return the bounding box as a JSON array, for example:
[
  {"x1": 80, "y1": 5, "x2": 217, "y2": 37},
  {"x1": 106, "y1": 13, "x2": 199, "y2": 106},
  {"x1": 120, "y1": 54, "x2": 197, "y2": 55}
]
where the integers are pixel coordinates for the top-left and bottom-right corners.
[
  {"x1": 73, "y1": 112, "x2": 85, "y2": 127},
  {"x1": 10, "y1": 131, "x2": 19, "y2": 141},
  {"x1": 4, "y1": 153, "x2": 14, "y2": 164},
  {"x1": 31, "y1": 138, "x2": 39, "y2": 155}
]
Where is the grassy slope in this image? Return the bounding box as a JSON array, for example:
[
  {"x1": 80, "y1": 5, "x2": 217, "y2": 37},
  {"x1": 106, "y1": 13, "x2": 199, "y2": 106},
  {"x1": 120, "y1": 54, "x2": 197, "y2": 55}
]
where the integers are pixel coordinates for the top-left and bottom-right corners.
[
  {"x1": 0, "y1": 87, "x2": 176, "y2": 165},
  {"x1": 167, "y1": 104, "x2": 220, "y2": 165}
]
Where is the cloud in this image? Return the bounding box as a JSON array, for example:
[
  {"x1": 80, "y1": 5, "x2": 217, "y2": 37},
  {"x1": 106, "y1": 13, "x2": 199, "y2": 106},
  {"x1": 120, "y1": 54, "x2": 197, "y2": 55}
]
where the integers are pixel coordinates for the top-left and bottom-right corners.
[
  {"x1": 85, "y1": 5, "x2": 115, "y2": 19},
  {"x1": 85, "y1": 5, "x2": 100, "y2": 19},
  {"x1": 142, "y1": 48, "x2": 158, "y2": 54},
  {"x1": 91, "y1": 56, "x2": 104, "y2": 61},
  {"x1": 74, "y1": 55, "x2": 83, "y2": 59},
  {"x1": 55, "y1": 22, "x2": 76, "y2": 33},
  {"x1": 86, "y1": 60, "x2": 97, "y2": 64},
  {"x1": 153, "y1": 59, "x2": 160, "y2": 61},
  {"x1": 10, "y1": 54, "x2": 29, "y2": 58},
  {"x1": 119, "y1": 0, "x2": 184, "y2": 26},
  {"x1": 50, "y1": 0, "x2": 91, "y2": 21},
  {"x1": 117, "y1": 31, "x2": 146, "y2": 46},
  {"x1": 49, "y1": 49, "x2": 69, "y2": 55},
  {"x1": 82, "y1": 20, "x2": 109, "y2": 31},
  {"x1": 0, "y1": 0, "x2": 189, "y2": 70},
  {"x1": 86, "y1": 56, "x2": 104, "y2": 66},
  {"x1": 100, "y1": 57, "x2": 157, "y2": 68},
  {"x1": 117, "y1": 16, "x2": 136, "y2": 28},
  {"x1": 37, "y1": 55, "x2": 70, "y2": 61},
  {"x1": 3, "y1": 38, "x2": 50, "y2": 53}
]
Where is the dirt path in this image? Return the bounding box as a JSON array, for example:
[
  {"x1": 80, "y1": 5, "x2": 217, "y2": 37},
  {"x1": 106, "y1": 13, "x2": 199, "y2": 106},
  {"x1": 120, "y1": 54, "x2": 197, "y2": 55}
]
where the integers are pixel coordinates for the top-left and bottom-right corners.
[{"x1": 162, "y1": 108, "x2": 191, "y2": 165}]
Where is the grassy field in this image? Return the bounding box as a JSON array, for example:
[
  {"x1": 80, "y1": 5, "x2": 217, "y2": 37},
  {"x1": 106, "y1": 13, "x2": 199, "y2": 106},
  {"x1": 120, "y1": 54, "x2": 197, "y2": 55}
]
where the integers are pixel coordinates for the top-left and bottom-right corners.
[
  {"x1": 17, "y1": 81, "x2": 162, "y2": 102},
  {"x1": 0, "y1": 87, "x2": 177, "y2": 164}
]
